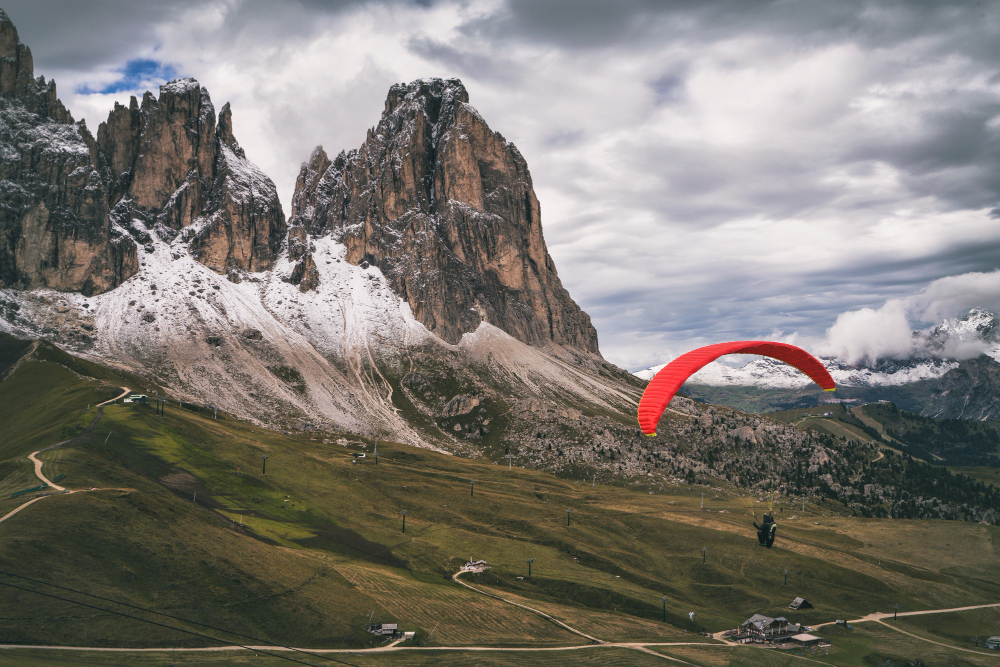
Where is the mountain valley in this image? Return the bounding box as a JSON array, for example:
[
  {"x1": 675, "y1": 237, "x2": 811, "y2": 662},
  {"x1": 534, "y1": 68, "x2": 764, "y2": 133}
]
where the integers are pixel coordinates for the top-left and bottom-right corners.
[{"x1": 1, "y1": 6, "x2": 999, "y2": 665}]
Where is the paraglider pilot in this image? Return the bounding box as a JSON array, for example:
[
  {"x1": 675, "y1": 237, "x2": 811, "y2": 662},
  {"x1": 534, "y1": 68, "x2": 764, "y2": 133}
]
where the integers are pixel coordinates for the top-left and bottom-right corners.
[{"x1": 754, "y1": 513, "x2": 776, "y2": 548}]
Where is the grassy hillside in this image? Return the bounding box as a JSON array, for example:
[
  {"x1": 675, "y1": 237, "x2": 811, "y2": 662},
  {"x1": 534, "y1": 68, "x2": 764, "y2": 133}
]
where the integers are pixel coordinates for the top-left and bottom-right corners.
[
  {"x1": 861, "y1": 402, "x2": 1000, "y2": 466},
  {"x1": 1, "y1": 344, "x2": 999, "y2": 665},
  {"x1": 769, "y1": 401, "x2": 1000, "y2": 468}
]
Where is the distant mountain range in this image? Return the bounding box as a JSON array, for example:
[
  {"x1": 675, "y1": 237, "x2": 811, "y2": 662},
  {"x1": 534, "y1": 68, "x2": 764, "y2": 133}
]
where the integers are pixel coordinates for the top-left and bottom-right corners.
[{"x1": 635, "y1": 308, "x2": 1000, "y2": 419}]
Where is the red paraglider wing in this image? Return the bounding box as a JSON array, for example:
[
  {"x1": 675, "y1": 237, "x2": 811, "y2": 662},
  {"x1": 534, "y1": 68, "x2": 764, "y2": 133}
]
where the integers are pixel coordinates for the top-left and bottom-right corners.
[{"x1": 637, "y1": 341, "x2": 835, "y2": 436}]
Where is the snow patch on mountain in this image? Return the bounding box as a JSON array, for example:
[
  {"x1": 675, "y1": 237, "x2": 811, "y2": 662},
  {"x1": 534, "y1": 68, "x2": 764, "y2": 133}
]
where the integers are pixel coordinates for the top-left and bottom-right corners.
[
  {"x1": 928, "y1": 307, "x2": 1000, "y2": 362},
  {"x1": 0, "y1": 224, "x2": 433, "y2": 440},
  {"x1": 264, "y1": 235, "x2": 431, "y2": 359}
]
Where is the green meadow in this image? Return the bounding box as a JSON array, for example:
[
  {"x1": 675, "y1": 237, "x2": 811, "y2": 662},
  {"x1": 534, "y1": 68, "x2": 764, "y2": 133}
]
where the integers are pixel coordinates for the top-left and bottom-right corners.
[{"x1": 0, "y1": 342, "x2": 997, "y2": 665}]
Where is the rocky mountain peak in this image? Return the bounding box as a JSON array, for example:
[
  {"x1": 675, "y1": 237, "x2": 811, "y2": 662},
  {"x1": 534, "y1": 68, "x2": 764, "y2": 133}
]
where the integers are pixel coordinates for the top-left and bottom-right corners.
[
  {"x1": 0, "y1": 8, "x2": 71, "y2": 123},
  {"x1": 0, "y1": 9, "x2": 137, "y2": 296},
  {"x1": 290, "y1": 145, "x2": 331, "y2": 222},
  {"x1": 926, "y1": 307, "x2": 999, "y2": 348},
  {"x1": 383, "y1": 77, "x2": 469, "y2": 122},
  {"x1": 958, "y1": 307, "x2": 999, "y2": 339},
  {"x1": 217, "y1": 101, "x2": 238, "y2": 151},
  {"x1": 96, "y1": 78, "x2": 286, "y2": 274},
  {"x1": 289, "y1": 77, "x2": 601, "y2": 355}
]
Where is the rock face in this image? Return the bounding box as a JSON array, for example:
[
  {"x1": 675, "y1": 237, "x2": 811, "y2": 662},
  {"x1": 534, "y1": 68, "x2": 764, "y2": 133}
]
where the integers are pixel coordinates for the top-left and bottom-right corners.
[
  {"x1": 289, "y1": 78, "x2": 600, "y2": 354},
  {"x1": 0, "y1": 9, "x2": 137, "y2": 295},
  {"x1": 96, "y1": 79, "x2": 286, "y2": 274},
  {"x1": 923, "y1": 356, "x2": 1000, "y2": 420}
]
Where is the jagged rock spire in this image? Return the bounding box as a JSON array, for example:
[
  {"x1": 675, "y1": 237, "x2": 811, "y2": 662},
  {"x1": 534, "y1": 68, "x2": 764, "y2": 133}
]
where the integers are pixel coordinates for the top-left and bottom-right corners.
[
  {"x1": 0, "y1": 8, "x2": 72, "y2": 122},
  {"x1": 290, "y1": 78, "x2": 601, "y2": 355},
  {"x1": 96, "y1": 78, "x2": 287, "y2": 274},
  {"x1": 0, "y1": 8, "x2": 136, "y2": 294}
]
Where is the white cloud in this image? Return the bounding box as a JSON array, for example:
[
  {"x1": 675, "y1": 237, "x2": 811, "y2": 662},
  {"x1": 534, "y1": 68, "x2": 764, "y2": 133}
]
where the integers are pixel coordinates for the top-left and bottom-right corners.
[
  {"x1": 816, "y1": 300, "x2": 916, "y2": 364},
  {"x1": 813, "y1": 270, "x2": 1000, "y2": 365},
  {"x1": 908, "y1": 270, "x2": 1000, "y2": 323}
]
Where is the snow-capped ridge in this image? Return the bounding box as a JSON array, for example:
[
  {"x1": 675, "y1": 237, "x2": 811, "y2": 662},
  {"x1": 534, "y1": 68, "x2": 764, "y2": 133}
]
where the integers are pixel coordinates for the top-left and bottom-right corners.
[{"x1": 633, "y1": 308, "x2": 999, "y2": 388}]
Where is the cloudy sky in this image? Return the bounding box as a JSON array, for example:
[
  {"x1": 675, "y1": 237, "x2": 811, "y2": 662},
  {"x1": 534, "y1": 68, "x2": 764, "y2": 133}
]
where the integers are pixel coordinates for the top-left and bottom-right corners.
[{"x1": 6, "y1": 0, "x2": 1000, "y2": 370}]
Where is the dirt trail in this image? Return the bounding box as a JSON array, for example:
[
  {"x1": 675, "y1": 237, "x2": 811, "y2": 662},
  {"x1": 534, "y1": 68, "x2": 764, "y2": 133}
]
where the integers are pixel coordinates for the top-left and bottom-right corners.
[
  {"x1": 814, "y1": 601, "x2": 1000, "y2": 629},
  {"x1": 0, "y1": 496, "x2": 49, "y2": 524},
  {"x1": 97, "y1": 387, "x2": 131, "y2": 407},
  {"x1": 0, "y1": 387, "x2": 130, "y2": 526},
  {"x1": 451, "y1": 570, "x2": 603, "y2": 644},
  {"x1": 27, "y1": 451, "x2": 63, "y2": 491},
  {"x1": 875, "y1": 619, "x2": 1000, "y2": 657},
  {"x1": 0, "y1": 641, "x2": 720, "y2": 657}
]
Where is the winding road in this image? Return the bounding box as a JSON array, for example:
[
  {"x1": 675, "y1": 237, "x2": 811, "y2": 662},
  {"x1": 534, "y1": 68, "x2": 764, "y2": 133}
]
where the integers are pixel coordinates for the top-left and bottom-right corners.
[
  {"x1": 812, "y1": 601, "x2": 1000, "y2": 629},
  {"x1": 0, "y1": 387, "x2": 130, "y2": 527}
]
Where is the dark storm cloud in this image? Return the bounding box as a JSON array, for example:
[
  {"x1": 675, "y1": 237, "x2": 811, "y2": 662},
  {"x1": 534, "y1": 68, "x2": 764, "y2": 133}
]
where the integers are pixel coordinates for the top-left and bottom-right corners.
[
  {"x1": 1, "y1": 1, "x2": 203, "y2": 69},
  {"x1": 466, "y1": 0, "x2": 1000, "y2": 58},
  {"x1": 844, "y1": 99, "x2": 1000, "y2": 211},
  {"x1": 2, "y1": 0, "x2": 428, "y2": 72},
  {"x1": 808, "y1": 236, "x2": 1000, "y2": 290},
  {"x1": 407, "y1": 36, "x2": 523, "y2": 82}
]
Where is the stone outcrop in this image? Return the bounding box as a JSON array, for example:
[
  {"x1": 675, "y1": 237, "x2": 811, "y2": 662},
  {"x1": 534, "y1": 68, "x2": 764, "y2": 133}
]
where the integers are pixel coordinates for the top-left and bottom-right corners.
[
  {"x1": 96, "y1": 79, "x2": 286, "y2": 274},
  {"x1": 0, "y1": 9, "x2": 137, "y2": 295},
  {"x1": 288, "y1": 78, "x2": 600, "y2": 355},
  {"x1": 923, "y1": 356, "x2": 1000, "y2": 421}
]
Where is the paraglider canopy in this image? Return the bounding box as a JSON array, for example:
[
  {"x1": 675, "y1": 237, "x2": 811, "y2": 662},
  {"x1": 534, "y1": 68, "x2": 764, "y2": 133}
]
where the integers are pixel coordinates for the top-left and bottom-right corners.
[{"x1": 638, "y1": 341, "x2": 835, "y2": 436}]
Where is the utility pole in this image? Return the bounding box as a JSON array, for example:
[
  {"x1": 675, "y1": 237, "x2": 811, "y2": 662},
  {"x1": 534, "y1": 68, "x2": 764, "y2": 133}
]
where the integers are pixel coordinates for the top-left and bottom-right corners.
[
  {"x1": 401, "y1": 510, "x2": 408, "y2": 533},
  {"x1": 592, "y1": 473, "x2": 596, "y2": 488},
  {"x1": 470, "y1": 481, "x2": 475, "y2": 498},
  {"x1": 973, "y1": 635, "x2": 980, "y2": 648},
  {"x1": 702, "y1": 547, "x2": 707, "y2": 564},
  {"x1": 802, "y1": 497, "x2": 806, "y2": 512},
  {"x1": 213, "y1": 405, "x2": 217, "y2": 419},
  {"x1": 507, "y1": 454, "x2": 513, "y2": 471},
  {"x1": 374, "y1": 439, "x2": 378, "y2": 465},
  {"x1": 566, "y1": 508, "x2": 572, "y2": 526},
  {"x1": 661, "y1": 596, "x2": 667, "y2": 622},
  {"x1": 783, "y1": 569, "x2": 788, "y2": 586},
  {"x1": 193, "y1": 492, "x2": 196, "y2": 503},
  {"x1": 700, "y1": 492, "x2": 704, "y2": 509},
  {"x1": 893, "y1": 603, "x2": 899, "y2": 620},
  {"x1": 527, "y1": 557, "x2": 534, "y2": 577},
  {"x1": 261, "y1": 454, "x2": 269, "y2": 476}
]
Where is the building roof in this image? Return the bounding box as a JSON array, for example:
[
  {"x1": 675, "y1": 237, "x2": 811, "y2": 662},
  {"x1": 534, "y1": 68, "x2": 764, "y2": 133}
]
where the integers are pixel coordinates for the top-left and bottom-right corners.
[
  {"x1": 789, "y1": 597, "x2": 813, "y2": 609},
  {"x1": 743, "y1": 614, "x2": 788, "y2": 631},
  {"x1": 791, "y1": 633, "x2": 822, "y2": 643}
]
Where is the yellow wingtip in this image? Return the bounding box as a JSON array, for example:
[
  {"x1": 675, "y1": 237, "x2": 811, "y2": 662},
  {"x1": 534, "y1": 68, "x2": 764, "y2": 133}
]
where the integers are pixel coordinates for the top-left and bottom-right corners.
[
  {"x1": 824, "y1": 388, "x2": 836, "y2": 392},
  {"x1": 646, "y1": 432, "x2": 657, "y2": 437}
]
